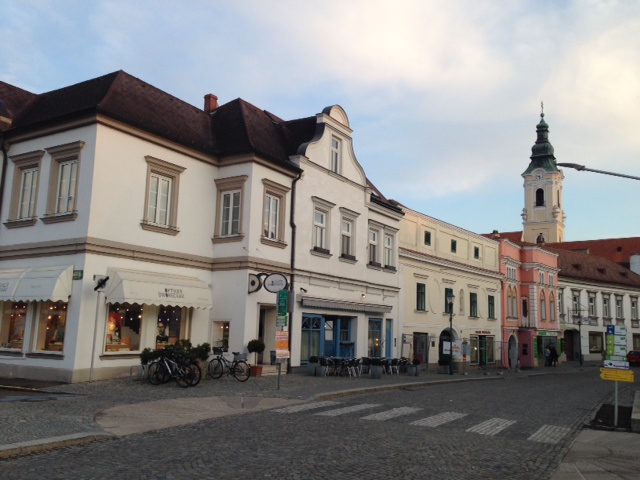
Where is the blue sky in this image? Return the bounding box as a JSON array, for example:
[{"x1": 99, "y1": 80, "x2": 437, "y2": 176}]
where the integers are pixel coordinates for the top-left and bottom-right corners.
[{"x1": 2, "y1": 0, "x2": 639, "y2": 241}]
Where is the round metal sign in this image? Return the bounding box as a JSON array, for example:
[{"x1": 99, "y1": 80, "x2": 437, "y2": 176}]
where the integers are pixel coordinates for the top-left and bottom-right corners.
[{"x1": 263, "y1": 273, "x2": 288, "y2": 293}]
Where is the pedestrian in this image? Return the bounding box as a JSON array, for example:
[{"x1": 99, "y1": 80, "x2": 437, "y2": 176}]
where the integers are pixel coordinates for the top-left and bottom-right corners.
[
  {"x1": 544, "y1": 345, "x2": 551, "y2": 367},
  {"x1": 550, "y1": 345, "x2": 559, "y2": 367}
]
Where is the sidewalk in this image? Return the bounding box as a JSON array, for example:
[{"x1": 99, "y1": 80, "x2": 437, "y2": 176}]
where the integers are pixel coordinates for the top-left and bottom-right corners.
[{"x1": 1, "y1": 363, "x2": 638, "y2": 479}]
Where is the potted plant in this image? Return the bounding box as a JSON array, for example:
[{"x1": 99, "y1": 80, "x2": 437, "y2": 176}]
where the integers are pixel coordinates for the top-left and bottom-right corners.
[
  {"x1": 247, "y1": 339, "x2": 265, "y2": 377},
  {"x1": 370, "y1": 357, "x2": 383, "y2": 379},
  {"x1": 308, "y1": 356, "x2": 319, "y2": 376}
]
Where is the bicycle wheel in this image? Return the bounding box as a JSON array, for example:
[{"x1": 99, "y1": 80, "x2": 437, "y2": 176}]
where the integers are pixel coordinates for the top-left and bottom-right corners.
[
  {"x1": 149, "y1": 360, "x2": 170, "y2": 385},
  {"x1": 233, "y1": 361, "x2": 250, "y2": 382},
  {"x1": 208, "y1": 358, "x2": 224, "y2": 379},
  {"x1": 174, "y1": 362, "x2": 193, "y2": 388},
  {"x1": 188, "y1": 361, "x2": 202, "y2": 386},
  {"x1": 148, "y1": 361, "x2": 163, "y2": 385}
]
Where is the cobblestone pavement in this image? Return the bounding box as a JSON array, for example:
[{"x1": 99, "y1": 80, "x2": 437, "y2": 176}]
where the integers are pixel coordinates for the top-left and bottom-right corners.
[{"x1": 0, "y1": 363, "x2": 638, "y2": 479}]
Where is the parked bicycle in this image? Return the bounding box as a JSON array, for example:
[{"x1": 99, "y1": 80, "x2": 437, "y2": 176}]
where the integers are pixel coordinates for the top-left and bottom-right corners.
[
  {"x1": 207, "y1": 348, "x2": 250, "y2": 382},
  {"x1": 148, "y1": 347, "x2": 200, "y2": 388}
]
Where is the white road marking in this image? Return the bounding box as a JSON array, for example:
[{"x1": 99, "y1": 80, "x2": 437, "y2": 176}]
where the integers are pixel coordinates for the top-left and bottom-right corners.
[
  {"x1": 272, "y1": 401, "x2": 342, "y2": 413},
  {"x1": 466, "y1": 418, "x2": 517, "y2": 436},
  {"x1": 361, "y1": 407, "x2": 422, "y2": 421},
  {"x1": 314, "y1": 403, "x2": 381, "y2": 416},
  {"x1": 410, "y1": 412, "x2": 468, "y2": 427},
  {"x1": 527, "y1": 425, "x2": 572, "y2": 444}
]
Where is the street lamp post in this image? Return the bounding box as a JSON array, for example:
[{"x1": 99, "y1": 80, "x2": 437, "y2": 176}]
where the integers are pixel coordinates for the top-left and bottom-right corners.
[
  {"x1": 446, "y1": 291, "x2": 455, "y2": 376},
  {"x1": 557, "y1": 163, "x2": 640, "y2": 182}
]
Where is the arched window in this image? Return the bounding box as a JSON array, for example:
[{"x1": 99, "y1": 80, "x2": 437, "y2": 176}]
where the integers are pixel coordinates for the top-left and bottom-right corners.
[
  {"x1": 540, "y1": 291, "x2": 547, "y2": 321},
  {"x1": 549, "y1": 293, "x2": 556, "y2": 322},
  {"x1": 507, "y1": 288, "x2": 513, "y2": 317},
  {"x1": 535, "y1": 188, "x2": 545, "y2": 207}
]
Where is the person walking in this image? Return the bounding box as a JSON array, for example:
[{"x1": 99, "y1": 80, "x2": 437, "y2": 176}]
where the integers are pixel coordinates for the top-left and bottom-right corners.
[
  {"x1": 544, "y1": 345, "x2": 551, "y2": 367},
  {"x1": 550, "y1": 345, "x2": 559, "y2": 367}
]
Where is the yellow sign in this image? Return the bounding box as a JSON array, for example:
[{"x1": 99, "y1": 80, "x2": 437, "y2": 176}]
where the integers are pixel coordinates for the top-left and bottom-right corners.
[{"x1": 600, "y1": 368, "x2": 635, "y2": 383}]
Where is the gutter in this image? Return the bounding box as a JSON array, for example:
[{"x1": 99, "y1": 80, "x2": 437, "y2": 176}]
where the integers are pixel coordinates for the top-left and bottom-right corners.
[{"x1": 287, "y1": 169, "x2": 303, "y2": 373}]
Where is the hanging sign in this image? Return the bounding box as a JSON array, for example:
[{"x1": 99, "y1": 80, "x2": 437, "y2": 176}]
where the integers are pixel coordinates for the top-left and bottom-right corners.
[{"x1": 264, "y1": 273, "x2": 288, "y2": 293}]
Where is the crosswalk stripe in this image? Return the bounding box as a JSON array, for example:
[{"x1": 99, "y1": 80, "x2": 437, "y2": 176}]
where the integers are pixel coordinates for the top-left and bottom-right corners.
[
  {"x1": 361, "y1": 407, "x2": 422, "y2": 421},
  {"x1": 466, "y1": 418, "x2": 516, "y2": 436},
  {"x1": 272, "y1": 401, "x2": 342, "y2": 413},
  {"x1": 527, "y1": 425, "x2": 572, "y2": 444},
  {"x1": 314, "y1": 403, "x2": 381, "y2": 417},
  {"x1": 411, "y1": 412, "x2": 468, "y2": 427}
]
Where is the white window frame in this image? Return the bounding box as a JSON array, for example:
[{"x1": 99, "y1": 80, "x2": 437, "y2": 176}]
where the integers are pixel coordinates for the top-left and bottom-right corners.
[
  {"x1": 213, "y1": 176, "x2": 247, "y2": 243},
  {"x1": 616, "y1": 295, "x2": 624, "y2": 319},
  {"x1": 261, "y1": 179, "x2": 289, "y2": 246},
  {"x1": 311, "y1": 197, "x2": 335, "y2": 255},
  {"x1": 631, "y1": 297, "x2": 638, "y2": 320},
  {"x1": 141, "y1": 156, "x2": 185, "y2": 235},
  {"x1": 42, "y1": 141, "x2": 85, "y2": 224},
  {"x1": 330, "y1": 137, "x2": 341, "y2": 173},
  {"x1": 148, "y1": 173, "x2": 172, "y2": 226},
  {"x1": 588, "y1": 293, "x2": 596, "y2": 317},
  {"x1": 369, "y1": 229, "x2": 380, "y2": 265},
  {"x1": 221, "y1": 190, "x2": 241, "y2": 236},
  {"x1": 6, "y1": 149, "x2": 44, "y2": 228},
  {"x1": 341, "y1": 218, "x2": 353, "y2": 257},
  {"x1": 603, "y1": 294, "x2": 611, "y2": 318},
  {"x1": 384, "y1": 233, "x2": 393, "y2": 268}
]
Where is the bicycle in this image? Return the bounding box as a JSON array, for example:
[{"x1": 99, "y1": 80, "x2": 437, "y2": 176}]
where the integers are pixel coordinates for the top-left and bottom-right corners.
[
  {"x1": 207, "y1": 349, "x2": 250, "y2": 382},
  {"x1": 148, "y1": 348, "x2": 199, "y2": 388}
]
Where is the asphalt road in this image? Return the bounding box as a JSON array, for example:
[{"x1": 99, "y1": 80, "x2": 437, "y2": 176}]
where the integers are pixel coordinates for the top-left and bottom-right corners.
[{"x1": 0, "y1": 368, "x2": 629, "y2": 480}]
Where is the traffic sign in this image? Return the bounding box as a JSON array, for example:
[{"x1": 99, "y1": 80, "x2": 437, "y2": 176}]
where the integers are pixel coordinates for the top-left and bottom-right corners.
[
  {"x1": 603, "y1": 360, "x2": 630, "y2": 369},
  {"x1": 607, "y1": 325, "x2": 627, "y2": 335},
  {"x1": 600, "y1": 368, "x2": 634, "y2": 383}
]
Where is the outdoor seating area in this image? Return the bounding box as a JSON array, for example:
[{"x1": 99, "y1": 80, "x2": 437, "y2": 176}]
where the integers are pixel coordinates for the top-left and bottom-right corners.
[{"x1": 313, "y1": 356, "x2": 413, "y2": 377}]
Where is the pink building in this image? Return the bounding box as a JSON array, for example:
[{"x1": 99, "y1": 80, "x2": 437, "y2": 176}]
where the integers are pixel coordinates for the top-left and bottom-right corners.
[{"x1": 493, "y1": 235, "x2": 560, "y2": 369}]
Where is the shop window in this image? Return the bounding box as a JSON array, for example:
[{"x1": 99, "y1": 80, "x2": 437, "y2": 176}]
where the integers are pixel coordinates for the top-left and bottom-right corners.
[
  {"x1": 105, "y1": 303, "x2": 142, "y2": 352},
  {"x1": 155, "y1": 306, "x2": 185, "y2": 349},
  {"x1": 0, "y1": 301, "x2": 28, "y2": 350},
  {"x1": 368, "y1": 318, "x2": 382, "y2": 357},
  {"x1": 35, "y1": 301, "x2": 67, "y2": 352},
  {"x1": 589, "y1": 332, "x2": 603, "y2": 353}
]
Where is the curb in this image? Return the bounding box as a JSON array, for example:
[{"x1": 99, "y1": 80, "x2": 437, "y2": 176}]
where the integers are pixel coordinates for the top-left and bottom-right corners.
[{"x1": 0, "y1": 432, "x2": 113, "y2": 459}]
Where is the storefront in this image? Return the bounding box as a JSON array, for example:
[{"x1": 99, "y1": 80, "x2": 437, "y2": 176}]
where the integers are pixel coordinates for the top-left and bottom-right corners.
[
  {"x1": 0, "y1": 266, "x2": 73, "y2": 355},
  {"x1": 101, "y1": 268, "x2": 213, "y2": 355}
]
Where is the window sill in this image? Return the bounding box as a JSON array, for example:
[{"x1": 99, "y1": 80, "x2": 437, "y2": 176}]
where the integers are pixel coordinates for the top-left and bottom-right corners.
[
  {"x1": 100, "y1": 352, "x2": 140, "y2": 360},
  {"x1": 339, "y1": 254, "x2": 357, "y2": 264},
  {"x1": 41, "y1": 211, "x2": 78, "y2": 224},
  {"x1": 141, "y1": 221, "x2": 180, "y2": 236},
  {"x1": 383, "y1": 265, "x2": 397, "y2": 272},
  {"x1": 261, "y1": 237, "x2": 287, "y2": 249},
  {"x1": 311, "y1": 247, "x2": 331, "y2": 258},
  {"x1": 0, "y1": 349, "x2": 24, "y2": 357},
  {"x1": 4, "y1": 217, "x2": 38, "y2": 228},
  {"x1": 414, "y1": 309, "x2": 428, "y2": 314},
  {"x1": 367, "y1": 262, "x2": 382, "y2": 270},
  {"x1": 25, "y1": 352, "x2": 64, "y2": 360},
  {"x1": 212, "y1": 234, "x2": 244, "y2": 244},
  {"x1": 488, "y1": 317, "x2": 497, "y2": 321}
]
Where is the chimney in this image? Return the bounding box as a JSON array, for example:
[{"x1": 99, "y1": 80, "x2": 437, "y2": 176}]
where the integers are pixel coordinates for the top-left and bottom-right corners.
[
  {"x1": 204, "y1": 94, "x2": 218, "y2": 113},
  {"x1": 491, "y1": 230, "x2": 500, "y2": 239}
]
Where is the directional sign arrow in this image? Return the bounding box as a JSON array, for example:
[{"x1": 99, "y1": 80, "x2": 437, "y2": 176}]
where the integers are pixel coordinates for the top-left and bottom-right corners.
[{"x1": 600, "y1": 368, "x2": 635, "y2": 383}]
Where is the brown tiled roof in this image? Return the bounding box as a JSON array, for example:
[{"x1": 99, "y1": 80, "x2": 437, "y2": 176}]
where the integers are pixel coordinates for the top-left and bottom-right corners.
[
  {"x1": 545, "y1": 237, "x2": 640, "y2": 269},
  {"x1": 0, "y1": 81, "x2": 37, "y2": 125},
  {"x1": 1, "y1": 71, "x2": 311, "y2": 171},
  {"x1": 544, "y1": 246, "x2": 640, "y2": 288}
]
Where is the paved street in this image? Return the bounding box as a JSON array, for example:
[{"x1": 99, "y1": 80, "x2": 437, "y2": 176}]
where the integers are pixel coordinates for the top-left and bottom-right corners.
[{"x1": 0, "y1": 364, "x2": 637, "y2": 479}]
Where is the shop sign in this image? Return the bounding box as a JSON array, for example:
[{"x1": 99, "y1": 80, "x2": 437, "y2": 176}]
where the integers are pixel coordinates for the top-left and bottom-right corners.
[
  {"x1": 607, "y1": 325, "x2": 627, "y2": 335},
  {"x1": 276, "y1": 315, "x2": 288, "y2": 327},
  {"x1": 277, "y1": 289, "x2": 289, "y2": 316},
  {"x1": 606, "y1": 335, "x2": 627, "y2": 347},
  {"x1": 264, "y1": 273, "x2": 288, "y2": 293}
]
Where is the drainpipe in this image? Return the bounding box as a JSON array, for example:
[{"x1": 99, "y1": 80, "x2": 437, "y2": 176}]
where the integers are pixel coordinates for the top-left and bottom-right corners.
[
  {"x1": 287, "y1": 170, "x2": 302, "y2": 373},
  {"x1": 0, "y1": 131, "x2": 8, "y2": 227}
]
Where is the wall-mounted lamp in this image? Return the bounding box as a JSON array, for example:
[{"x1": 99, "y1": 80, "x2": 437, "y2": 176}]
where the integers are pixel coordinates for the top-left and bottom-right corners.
[
  {"x1": 300, "y1": 287, "x2": 308, "y2": 293},
  {"x1": 361, "y1": 293, "x2": 366, "y2": 299}
]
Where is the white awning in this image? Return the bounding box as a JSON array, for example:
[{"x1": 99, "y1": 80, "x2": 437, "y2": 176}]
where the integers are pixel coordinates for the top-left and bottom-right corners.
[
  {"x1": 0, "y1": 268, "x2": 29, "y2": 302},
  {"x1": 104, "y1": 268, "x2": 213, "y2": 310},
  {"x1": 0, "y1": 266, "x2": 74, "y2": 302}
]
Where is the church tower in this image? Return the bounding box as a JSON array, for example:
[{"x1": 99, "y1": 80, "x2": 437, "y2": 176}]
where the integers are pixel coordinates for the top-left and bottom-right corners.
[{"x1": 521, "y1": 106, "x2": 565, "y2": 244}]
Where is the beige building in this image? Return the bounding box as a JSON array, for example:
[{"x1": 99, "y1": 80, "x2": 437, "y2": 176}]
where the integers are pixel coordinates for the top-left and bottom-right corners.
[{"x1": 395, "y1": 204, "x2": 503, "y2": 370}]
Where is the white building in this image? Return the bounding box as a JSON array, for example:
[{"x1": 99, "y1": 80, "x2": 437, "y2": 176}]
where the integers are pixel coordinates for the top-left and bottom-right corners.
[{"x1": 0, "y1": 72, "x2": 402, "y2": 382}]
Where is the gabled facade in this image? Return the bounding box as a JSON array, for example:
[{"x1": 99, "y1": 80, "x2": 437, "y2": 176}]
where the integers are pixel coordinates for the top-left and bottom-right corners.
[
  {"x1": 0, "y1": 72, "x2": 402, "y2": 381},
  {"x1": 396, "y1": 204, "x2": 503, "y2": 370}
]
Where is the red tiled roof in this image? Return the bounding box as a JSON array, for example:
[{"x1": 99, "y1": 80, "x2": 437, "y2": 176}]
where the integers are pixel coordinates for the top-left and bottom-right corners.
[
  {"x1": 545, "y1": 237, "x2": 640, "y2": 269},
  {"x1": 481, "y1": 231, "x2": 523, "y2": 242},
  {"x1": 543, "y1": 246, "x2": 640, "y2": 288}
]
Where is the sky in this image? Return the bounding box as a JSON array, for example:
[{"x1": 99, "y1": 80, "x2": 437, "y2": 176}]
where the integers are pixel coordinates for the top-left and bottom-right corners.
[{"x1": 2, "y1": 0, "x2": 639, "y2": 241}]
